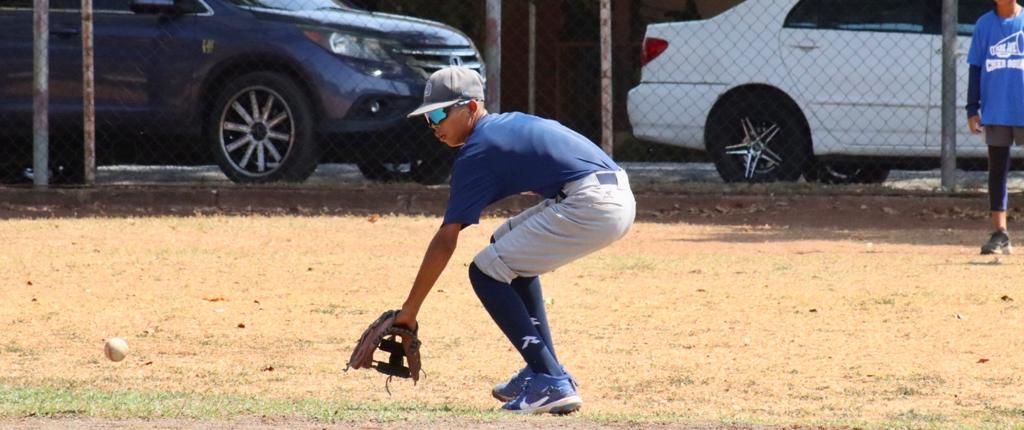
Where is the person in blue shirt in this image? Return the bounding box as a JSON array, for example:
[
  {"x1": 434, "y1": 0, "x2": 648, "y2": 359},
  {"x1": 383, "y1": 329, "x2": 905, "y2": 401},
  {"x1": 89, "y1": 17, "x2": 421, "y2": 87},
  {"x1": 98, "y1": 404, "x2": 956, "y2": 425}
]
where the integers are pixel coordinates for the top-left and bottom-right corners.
[
  {"x1": 967, "y1": 0, "x2": 1023, "y2": 255},
  {"x1": 390, "y1": 66, "x2": 635, "y2": 414}
]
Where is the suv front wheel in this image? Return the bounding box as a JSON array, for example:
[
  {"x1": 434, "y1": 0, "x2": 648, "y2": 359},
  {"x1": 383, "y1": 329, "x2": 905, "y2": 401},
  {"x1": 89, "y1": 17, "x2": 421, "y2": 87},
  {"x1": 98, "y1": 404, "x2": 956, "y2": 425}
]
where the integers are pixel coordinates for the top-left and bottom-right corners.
[
  {"x1": 207, "y1": 72, "x2": 320, "y2": 183},
  {"x1": 356, "y1": 140, "x2": 456, "y2": 185}
]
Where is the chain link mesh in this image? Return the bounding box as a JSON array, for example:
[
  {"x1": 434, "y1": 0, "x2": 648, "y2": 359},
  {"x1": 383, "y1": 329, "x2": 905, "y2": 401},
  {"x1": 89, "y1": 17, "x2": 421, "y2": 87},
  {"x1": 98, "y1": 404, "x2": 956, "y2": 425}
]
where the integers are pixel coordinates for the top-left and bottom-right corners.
[
  {"x1": 0, "y1": 0, "x2": 1019, "y2": 190},
  {"x1": 624, "y1": 0, "x2": 1016, "y2": 186}
]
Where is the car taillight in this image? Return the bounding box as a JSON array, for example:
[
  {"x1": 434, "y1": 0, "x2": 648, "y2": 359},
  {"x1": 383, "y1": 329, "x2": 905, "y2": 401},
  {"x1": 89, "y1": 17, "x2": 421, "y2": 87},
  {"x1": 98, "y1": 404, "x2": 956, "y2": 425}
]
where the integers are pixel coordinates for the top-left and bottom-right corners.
[{"x1": 641, "y1": 37, "x2": 668, "y2": 67}]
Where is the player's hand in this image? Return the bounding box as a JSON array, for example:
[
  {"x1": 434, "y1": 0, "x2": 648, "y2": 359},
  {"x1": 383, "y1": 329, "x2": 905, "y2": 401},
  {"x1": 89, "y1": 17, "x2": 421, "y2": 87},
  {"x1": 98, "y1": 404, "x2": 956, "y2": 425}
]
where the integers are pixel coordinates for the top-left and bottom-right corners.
[
  {"x1": 394, "y1": 311, "x2": 418, "y2": 333},
  {"x1": 969, "y1": 115, "x2": 983, "y2": 134}
]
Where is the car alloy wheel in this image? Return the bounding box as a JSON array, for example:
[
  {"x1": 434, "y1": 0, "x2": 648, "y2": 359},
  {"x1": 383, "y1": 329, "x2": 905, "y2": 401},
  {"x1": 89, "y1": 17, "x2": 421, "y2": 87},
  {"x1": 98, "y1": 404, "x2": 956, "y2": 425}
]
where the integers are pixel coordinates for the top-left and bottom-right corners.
[
  {"x1": 218, "y1": 86, "x2": 295, "y2": 178},
  {"x1": 706, "y1": 91, "x2": 809, "y2": 183},
  {"x1": 724, "y1": 117, "x2": 784, "y2": 180}
]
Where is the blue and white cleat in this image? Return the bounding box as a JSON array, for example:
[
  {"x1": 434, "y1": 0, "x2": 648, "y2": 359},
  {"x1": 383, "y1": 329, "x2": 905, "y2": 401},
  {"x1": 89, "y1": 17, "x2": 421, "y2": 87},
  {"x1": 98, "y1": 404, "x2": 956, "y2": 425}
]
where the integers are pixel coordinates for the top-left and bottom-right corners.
[
  {"x1": 492, "y1": 367, "x2": 533, "y2": 402},
  {"x1": 492, "y1": 366, "x2": 578, "y2": 402},
  {"x1": 500, "y1": 372, "x2": 582, "y2": 415}
]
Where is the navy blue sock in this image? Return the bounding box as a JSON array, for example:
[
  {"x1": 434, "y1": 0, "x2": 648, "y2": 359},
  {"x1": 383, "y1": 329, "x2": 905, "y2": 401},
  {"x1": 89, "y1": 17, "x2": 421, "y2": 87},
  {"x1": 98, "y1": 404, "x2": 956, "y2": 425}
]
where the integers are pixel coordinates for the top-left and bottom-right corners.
[
  {"x1": 510, "y1": 276, "x2": 558, "y2": 362},
  {"x1": 989, "y1": 145, "x2": 1011, "y2": 213},
  {"x1": 469, "y1": 263, "x2": 564, "y2": 376}
]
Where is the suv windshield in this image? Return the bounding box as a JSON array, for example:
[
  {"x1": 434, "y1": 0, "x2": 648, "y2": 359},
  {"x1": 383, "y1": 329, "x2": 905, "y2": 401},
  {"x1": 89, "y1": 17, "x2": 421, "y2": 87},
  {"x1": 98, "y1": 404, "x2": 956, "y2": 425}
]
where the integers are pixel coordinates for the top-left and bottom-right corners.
[{"x1": 229, "y1": 0, "x2": 352, "y2": 11}]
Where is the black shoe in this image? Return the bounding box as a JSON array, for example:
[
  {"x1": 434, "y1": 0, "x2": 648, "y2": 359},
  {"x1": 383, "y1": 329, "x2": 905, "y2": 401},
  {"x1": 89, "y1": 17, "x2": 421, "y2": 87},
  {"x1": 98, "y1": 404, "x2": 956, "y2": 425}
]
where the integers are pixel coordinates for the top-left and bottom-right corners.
[{"x1": 981, "y1": 231, "x2": 1012, "y2": 255}]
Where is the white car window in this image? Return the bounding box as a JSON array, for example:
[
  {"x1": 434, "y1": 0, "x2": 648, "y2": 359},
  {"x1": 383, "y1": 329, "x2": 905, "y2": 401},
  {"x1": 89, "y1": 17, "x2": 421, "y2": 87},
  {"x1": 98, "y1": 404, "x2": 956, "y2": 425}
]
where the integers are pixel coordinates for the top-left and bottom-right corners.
[{"x1": 785, "y1": 0, "x2": 927, "y2": 34}]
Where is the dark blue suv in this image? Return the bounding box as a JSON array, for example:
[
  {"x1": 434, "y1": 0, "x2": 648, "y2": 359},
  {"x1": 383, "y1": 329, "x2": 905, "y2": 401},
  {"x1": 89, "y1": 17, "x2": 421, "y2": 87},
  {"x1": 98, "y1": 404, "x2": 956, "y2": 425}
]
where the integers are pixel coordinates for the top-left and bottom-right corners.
[{"x1": 0, "y1": 0, "x2": 481, "y2": 183}]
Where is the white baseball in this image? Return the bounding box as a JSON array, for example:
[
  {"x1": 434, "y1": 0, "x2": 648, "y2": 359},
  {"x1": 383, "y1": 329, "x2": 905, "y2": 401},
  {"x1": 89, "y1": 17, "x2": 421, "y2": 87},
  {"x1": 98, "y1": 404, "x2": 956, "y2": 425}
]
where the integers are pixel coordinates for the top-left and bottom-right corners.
[{"x1": 104, "y1": 337, "x2": 129, "y2": 362}]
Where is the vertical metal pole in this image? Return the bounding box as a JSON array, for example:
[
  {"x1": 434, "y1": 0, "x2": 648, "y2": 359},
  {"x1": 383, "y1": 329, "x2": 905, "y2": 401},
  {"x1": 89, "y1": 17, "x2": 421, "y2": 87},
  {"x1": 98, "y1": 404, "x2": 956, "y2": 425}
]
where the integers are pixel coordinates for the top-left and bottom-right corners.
[
  {"x1": 83, "y1": 0, "x2": 96, "y2": 185},
  {"x1": 599, "y1": 0, "x2": 613, "y2": 155},
  {"x1": 484, "y1": 0, "x2": 501, "y2": 113},
  {"x1": 940, "y1": 0, "x2": 958, "y2": 191},
  {"x1": 527, "y1": 0, "x2": 536, "y2": 115},
  {"x1": 33, "y1": 0, "x2": 50, "y2": 186}
]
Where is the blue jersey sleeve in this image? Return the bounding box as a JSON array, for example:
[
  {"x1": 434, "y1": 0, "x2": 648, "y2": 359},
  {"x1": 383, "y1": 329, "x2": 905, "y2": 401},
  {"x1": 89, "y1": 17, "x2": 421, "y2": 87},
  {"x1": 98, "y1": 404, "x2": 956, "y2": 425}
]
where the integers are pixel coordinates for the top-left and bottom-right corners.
[
  {"x1": 967, "y1": 15, "x2": 987, "y2": 67},
  {"x1": 442, "y1": 156, "x2": 499, "y2": 226}
]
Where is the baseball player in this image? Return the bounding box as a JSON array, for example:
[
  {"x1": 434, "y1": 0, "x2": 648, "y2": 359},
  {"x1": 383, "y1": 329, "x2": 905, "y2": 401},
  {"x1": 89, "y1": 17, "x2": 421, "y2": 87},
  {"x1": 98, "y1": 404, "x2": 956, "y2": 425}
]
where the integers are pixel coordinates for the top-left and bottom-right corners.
[
  {"x1": 390, "y1": 66, "x2": 635, "y2": 414},
  {"x1": 967, "y1": 0, "x2": 1022, "y2": 255}
]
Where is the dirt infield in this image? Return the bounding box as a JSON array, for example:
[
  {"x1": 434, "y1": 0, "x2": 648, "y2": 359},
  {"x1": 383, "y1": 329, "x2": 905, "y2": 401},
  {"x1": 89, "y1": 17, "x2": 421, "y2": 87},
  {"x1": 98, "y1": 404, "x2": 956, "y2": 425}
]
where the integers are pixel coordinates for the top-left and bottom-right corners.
[{"x1": 1, "y1": 191, "x2": 1023, "y2": 429}]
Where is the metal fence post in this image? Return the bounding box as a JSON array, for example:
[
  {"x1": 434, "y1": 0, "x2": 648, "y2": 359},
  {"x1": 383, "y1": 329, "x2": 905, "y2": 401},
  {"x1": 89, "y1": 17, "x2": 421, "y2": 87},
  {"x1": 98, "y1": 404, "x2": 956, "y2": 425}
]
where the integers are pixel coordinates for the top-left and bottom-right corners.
[
  {"x1": 83, "y1": 0, "x2": 96, "y2": 185},
  {"x1": 33, "y1": 0, "x2": 50, "y2": 187},
  {"x1": 940, "y1": 0, "x2": 958, "y2": 191},
  {"x1": 527, "y1": 0, "x2": 535, "y2": 115},
  {"x1": 599, "y1": 0, "x2": 612, "y2": 155},
  {"x1": 485, "y1": 0, "x2": 501, "y2": 113}
]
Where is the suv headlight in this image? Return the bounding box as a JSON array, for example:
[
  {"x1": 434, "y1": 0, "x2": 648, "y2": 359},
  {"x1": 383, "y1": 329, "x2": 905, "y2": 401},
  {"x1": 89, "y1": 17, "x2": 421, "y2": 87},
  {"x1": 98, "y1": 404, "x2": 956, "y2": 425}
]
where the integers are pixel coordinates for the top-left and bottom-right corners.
[{"x1": 303, "y1": 30, "x2": 392, "y2": 62}]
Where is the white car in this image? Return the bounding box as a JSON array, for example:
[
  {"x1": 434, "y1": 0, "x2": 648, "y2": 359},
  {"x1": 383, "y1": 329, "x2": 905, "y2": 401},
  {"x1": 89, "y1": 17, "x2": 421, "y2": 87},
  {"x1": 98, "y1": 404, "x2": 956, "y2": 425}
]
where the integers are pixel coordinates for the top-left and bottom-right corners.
[{"x1": 628, "y1": 0, "x2": 999, "y2": 183}]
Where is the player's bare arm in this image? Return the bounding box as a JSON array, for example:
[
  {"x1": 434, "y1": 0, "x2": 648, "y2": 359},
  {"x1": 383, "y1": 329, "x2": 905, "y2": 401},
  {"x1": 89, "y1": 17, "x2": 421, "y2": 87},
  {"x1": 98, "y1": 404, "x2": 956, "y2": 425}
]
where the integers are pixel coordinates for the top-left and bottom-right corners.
[{"x1": 395, "y1": 223, "x2": 462, "y2": 330}]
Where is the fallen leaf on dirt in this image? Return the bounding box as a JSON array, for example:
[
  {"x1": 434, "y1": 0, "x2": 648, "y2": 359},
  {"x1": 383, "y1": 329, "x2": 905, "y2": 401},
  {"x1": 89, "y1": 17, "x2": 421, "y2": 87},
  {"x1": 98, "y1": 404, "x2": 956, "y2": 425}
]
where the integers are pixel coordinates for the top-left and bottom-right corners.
[
  {"x1": 977, "y1": 358, "x2": 989, "y2": 364},
  {"x1": 1001, "y1": 295, "x2": 1013, "y2": 302},
  {"x1": 367, "y1": 214, "x2": 381, "y2": 223},
  {"x1": 203, "y1": 297, "x2": 227, "y2": 302}
]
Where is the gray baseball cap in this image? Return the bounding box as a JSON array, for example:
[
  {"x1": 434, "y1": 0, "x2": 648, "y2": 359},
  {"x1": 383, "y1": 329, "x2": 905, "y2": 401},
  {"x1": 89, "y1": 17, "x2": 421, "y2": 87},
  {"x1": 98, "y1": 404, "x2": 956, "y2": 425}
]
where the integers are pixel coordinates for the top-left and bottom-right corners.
[{"x1": 407, "y1": 66, "x2": 485, "y2": 118}]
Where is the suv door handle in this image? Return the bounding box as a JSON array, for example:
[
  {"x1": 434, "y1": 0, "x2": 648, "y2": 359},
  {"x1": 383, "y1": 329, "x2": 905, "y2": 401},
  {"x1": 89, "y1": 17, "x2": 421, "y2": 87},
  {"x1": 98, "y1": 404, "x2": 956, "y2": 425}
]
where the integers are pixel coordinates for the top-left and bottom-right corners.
[{"x1": 787, "y1": 41, "x2": 819, "y2": 52}]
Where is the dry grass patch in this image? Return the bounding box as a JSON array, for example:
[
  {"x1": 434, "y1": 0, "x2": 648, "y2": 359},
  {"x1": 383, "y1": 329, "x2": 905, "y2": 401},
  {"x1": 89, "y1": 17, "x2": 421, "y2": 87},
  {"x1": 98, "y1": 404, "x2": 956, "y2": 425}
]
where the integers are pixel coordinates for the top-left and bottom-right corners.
[{"x1": 0, "y1": 215, "x2": 1022, "y2": 428}]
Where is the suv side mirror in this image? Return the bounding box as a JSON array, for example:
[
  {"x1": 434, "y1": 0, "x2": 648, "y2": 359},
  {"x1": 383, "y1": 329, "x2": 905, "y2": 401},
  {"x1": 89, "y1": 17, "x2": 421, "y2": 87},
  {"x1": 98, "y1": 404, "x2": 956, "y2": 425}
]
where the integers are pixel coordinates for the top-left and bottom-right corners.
[{"x1": 130, "y1": 0, "x2": 179, "y2": 15}]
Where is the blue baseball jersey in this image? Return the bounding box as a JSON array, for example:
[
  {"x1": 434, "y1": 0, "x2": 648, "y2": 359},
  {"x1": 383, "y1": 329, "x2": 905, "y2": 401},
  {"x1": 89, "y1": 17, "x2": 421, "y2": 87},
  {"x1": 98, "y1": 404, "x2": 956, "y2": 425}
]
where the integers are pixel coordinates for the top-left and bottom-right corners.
[
  {"x1": 968, "y1": 10, "x2": 1024, "y2": 126},
  {"x1": 443, "y1": 112, "x2": 620, "y2": 226}
]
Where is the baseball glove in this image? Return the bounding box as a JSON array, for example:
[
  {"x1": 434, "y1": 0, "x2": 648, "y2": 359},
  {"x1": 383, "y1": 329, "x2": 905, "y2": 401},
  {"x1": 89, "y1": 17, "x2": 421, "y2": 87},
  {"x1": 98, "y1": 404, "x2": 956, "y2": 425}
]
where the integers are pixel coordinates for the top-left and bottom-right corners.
[{"x1": 344, "y1": 309, "x2": 422, "y2": 392}]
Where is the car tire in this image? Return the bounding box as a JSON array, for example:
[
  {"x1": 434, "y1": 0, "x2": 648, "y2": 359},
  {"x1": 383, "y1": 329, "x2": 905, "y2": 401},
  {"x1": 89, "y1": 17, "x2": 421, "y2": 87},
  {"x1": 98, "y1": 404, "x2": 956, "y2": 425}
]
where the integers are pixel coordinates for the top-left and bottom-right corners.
[
  {"x1": 410, "y1": 145, "x2": 456, "y2": 185},
  {"x1": 356, "y1": 147, "x2": 455, "y2": 185},
  {"x1": 705, "y1": 94, "x2": 810, "y2": 183},
  {"x1": 805, "y1": 162, "x2": 890, "y2": 184},
  {"x1": 0, "y1": 162, "x2": 29, "y2": 184},
  {"x1": 207, "y1": 72, "x2": 319, "y2": 183},
  {"x1": 355, "y1": 159, "x2": 406, "y2": 183}
]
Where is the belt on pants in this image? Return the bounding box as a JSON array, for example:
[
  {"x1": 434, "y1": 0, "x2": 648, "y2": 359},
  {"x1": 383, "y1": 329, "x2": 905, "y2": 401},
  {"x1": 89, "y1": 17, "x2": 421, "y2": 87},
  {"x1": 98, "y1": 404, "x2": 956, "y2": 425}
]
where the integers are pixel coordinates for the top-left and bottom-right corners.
[{"x1": 556, "y1": 172, "x2": 619, "y2": 202}]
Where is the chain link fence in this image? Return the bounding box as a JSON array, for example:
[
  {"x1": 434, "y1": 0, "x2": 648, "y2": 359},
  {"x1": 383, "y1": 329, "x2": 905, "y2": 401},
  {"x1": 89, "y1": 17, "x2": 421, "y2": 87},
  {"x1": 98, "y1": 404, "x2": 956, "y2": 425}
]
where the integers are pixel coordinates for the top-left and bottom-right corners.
[
  {"x1": 624, "y1": 0, "x2": 1017, "y2": 187},
  {"x1": 0, "y1": 0, "x2": 1020, "y2": 191}
]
